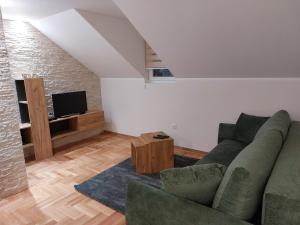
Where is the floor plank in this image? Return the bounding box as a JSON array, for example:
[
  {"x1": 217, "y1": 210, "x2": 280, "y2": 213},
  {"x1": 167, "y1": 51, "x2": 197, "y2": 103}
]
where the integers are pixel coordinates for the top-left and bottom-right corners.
[{"x1": 0, "y1": 132, "x2": 205, "y2": 225}]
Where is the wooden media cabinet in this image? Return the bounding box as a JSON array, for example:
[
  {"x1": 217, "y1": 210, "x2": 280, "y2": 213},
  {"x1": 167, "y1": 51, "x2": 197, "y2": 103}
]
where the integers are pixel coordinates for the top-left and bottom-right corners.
[{"x1": 16, "y1": 78, "x2": 104, "y2": 161}]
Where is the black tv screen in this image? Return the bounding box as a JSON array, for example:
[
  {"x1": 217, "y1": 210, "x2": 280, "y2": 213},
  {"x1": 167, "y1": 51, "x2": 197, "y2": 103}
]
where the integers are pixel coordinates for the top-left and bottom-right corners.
[{"x1": 52, "y1": 91, "x2": 87, "y2": 118}]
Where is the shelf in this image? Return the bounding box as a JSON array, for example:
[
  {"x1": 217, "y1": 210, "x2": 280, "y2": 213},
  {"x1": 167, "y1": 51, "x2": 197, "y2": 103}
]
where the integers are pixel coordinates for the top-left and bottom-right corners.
[
  {"x1": 19, "y1": 103, "x2": 30, "y2": 123},
  {"x1": 49, "y1": 115, "x2": 78, "y2": 124},
  {"x1": 51, "y1": 130, "x2": 80, "y2": 141},
  {"x1": 20, "y1": 123, "x2": 31, "y2": 129},
  {"x1": 49, "y1": 112, "x2": 99, "y2": 124},
  {"x1": 20, "y1": 127, "x2": 32, "y2": 146},
  {"x1": 15, "y1": 80, "x2": 27, "y2": 101},
  {"x1": 23, "y1": 143, "x2": 33, "y2": 148}
]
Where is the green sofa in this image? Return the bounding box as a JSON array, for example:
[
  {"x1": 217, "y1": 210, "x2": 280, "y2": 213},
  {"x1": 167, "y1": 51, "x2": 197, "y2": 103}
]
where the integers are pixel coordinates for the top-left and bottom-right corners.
[
  {"x1": 262, "y1": 121, "x2": 300, "y2": 225},
  {"x1": 126, "y1": 110, "x2": 299, "y2": 225}
]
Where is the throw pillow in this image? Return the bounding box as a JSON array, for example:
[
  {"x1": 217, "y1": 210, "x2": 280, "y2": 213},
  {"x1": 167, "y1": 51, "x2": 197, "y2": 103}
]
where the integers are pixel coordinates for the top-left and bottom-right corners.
[
  {"x1": 235, "y1": 113, "x2": 268, "y2": 144},
  {"x1": 160, "y1": 163, "x2": 226, "y2": 206}
]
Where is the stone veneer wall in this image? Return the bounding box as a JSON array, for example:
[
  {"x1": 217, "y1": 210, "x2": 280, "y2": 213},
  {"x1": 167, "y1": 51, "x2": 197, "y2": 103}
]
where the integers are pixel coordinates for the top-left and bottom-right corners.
[
  {"x1": 3, "y1": 19, "x2": 101, "y2": 114},
  {"x1": 0, "y1": 11, "x2": 28, "y2": 198}
]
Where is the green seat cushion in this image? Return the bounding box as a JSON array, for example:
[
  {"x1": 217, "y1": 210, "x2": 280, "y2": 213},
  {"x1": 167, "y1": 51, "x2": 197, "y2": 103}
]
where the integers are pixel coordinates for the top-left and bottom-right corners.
[
  {"x1": 255, "y1": 110, "x2": 291, "y2": 141},
  {"x1": 196, "y1": 139, "x2": 247, "y2": 167},
  {"x1": 212, "y1": 130, "x2": 283, "y2": 221},
  {"x1": 262, "y1": 122, "x2": 300, "y2": 225},
  {"x1": 160, "y1": 164, "x2": 226, "y2": 206},
  {"x1": 126, "y1": 181, "x2": 253, "y2": 225},
  {"x1": 234, "y1": 113, "x2": 268, "y2": 144}
]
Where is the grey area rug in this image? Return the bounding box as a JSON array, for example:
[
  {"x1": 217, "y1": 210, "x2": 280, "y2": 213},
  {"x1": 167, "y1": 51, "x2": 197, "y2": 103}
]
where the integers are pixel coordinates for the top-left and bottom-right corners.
[{"x1": 74, "y1": 155, "x2": 199, "y2": 213}]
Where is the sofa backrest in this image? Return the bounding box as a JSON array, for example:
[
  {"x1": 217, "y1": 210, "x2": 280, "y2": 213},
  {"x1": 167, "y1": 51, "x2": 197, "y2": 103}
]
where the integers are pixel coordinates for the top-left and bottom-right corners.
[
  {"x1": 262, "y1": 121, "x2": 300, "y2": 225},
  {"x1": 212, "y1": 129, "x2": 283, "y2": 221},
  {"x1": 212, "y1": 110, "x2": 291, "y2": 222},
  {"x1": 255, "y1": 110, "x2": 291, "y2": 141},
  {"x1": 234, "y1": 113, "x2": 269, "y2": 144}
]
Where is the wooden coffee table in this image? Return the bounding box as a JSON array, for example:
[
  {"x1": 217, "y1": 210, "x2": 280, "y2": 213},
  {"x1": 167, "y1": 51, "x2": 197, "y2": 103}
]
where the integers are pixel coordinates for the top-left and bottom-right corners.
[{"x1": 131, "y1": 132, "x2": 174, "y2": 174}]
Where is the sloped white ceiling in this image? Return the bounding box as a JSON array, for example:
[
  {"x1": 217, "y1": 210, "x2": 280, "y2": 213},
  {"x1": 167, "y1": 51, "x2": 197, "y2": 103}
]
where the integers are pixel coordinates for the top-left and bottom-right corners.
[
  {"x1": 32, "y1": 9, "x2": 144, "y2": 77},
  {"x1": 0, "y1": 0, "x2": 125, "y2": 21},
  {"x1": 113, "y1": 0, "x2": 300, "y2": 78},
  {"x1": 78, "y1": 10, "x2": 145, "y2": 77}
]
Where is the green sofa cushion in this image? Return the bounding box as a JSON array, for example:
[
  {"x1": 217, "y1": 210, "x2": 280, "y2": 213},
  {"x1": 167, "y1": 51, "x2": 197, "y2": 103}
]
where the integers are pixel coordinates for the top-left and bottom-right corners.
[
  {"x1": 160, "y1": 164, "x2": 226, "y2": 206},
  {"x1": 196, "y1": 139, "x2": 247, "y2": 167},
  {"x1": 262, "y1": 122, "x2": 300, "y2": 225},
  {"x1": 126, "y1": 181, "x2": 253, "y2": 225},
  {"x1": 218, "y1": 123, "x2": 236, "y2": 143},
  {"x1": 234, "y1": 113, "x2": 268, "y2": 144},
  {"x1": 255, "y1": 110, "x2": 290, "y2": 141},
  {"x1": 212, "y1": 130, "x2": 283, "y2": 221}
]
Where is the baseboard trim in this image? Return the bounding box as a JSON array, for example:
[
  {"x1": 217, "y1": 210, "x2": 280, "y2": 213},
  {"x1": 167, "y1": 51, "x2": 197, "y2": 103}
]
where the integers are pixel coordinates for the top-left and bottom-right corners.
[
  {"x1": 175, "y1": 146, "x2": 208, "y2": 155},
  {"x1": 103, "y1": 130, "x2": 135, "y2": 139},
  {"x1": 104, "y1": 130, "x2": 208, "y2": 154}
]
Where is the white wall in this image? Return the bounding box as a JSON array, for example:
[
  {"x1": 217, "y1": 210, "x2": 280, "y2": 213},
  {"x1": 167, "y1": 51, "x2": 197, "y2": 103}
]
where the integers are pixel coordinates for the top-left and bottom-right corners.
[{"x1": 101, "y1": 78, "x2": 300, "y2": 151}]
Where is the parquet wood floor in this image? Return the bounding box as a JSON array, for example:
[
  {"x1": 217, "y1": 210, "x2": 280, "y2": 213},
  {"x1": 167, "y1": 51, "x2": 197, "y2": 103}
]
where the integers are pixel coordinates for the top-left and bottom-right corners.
[{"x1": 0, "y1": 132, "x2": 206, "y2": 225}]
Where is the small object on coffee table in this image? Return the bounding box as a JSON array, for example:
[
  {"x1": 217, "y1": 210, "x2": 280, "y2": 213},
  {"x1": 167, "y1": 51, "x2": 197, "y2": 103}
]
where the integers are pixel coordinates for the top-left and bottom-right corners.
[
  {"x1": 153, "y1": 132, "x2": 169, "y2": 139},
  {"x1": 131, "y1": 132, "x2": 174, "y2": 174}
]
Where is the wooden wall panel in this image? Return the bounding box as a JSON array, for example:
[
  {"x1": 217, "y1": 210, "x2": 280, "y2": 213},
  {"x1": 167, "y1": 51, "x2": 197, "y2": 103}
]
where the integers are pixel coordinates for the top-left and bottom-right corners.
[{"x1": 25, "y1": 78, "x2": 53, "y2": 160}]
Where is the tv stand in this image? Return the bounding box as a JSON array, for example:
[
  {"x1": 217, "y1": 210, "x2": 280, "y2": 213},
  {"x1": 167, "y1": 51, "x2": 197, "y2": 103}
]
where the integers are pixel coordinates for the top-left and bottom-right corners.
[
  {"x1": 16, "y1": 78, "x2": 104, "y2": 162},
  {"x1": 49, "y1": 111, "x2": 104, "y2": 140},
  {"x1": 59, "y1": 113, "x2": 79, "y2": 118}
]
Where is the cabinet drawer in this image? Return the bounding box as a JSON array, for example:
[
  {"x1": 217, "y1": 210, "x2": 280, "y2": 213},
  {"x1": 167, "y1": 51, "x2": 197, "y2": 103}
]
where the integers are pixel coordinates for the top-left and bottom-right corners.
[{"x1": 77, "y1": 111, "x2": 104, "y2": 131}]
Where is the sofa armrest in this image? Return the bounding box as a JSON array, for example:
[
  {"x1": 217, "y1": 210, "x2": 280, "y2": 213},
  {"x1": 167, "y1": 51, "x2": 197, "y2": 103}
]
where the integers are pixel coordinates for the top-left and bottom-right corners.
[
  {"x1": 218, "y1": 123, "x2": 236, "y2": 143},
  {"x1": 262, "y1": 122, "x2": 300, "y2": 225},
  {"x1": 126, "y1": 181, "x2": 252, "y2": 225}
]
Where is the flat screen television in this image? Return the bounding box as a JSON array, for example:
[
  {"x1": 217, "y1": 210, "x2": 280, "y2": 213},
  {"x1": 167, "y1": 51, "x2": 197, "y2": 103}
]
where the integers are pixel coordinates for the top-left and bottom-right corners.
[{"x1": 52, "y1": 91, "x2": 87, "y2": 118}]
